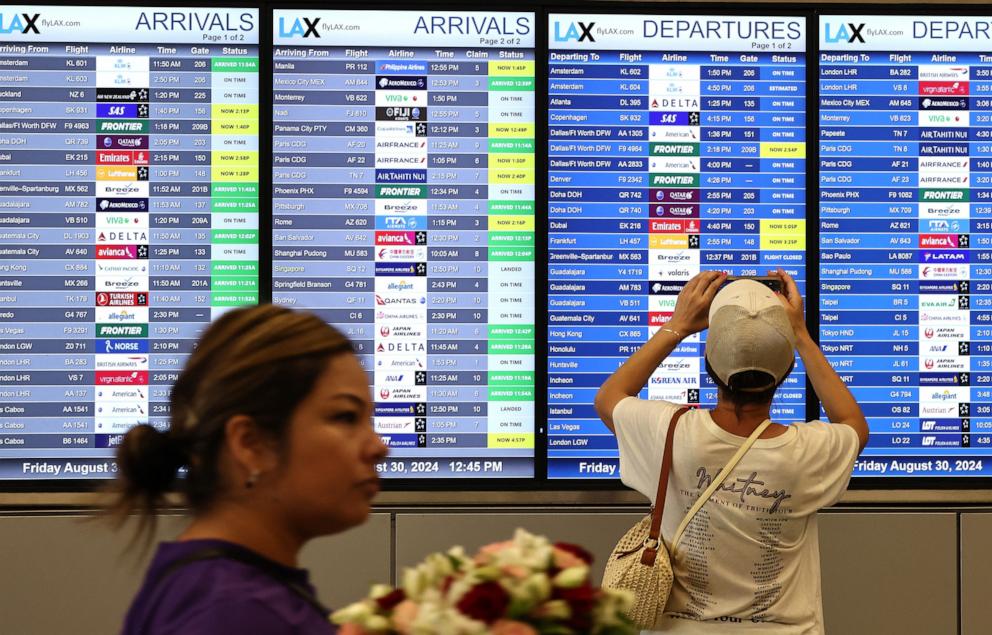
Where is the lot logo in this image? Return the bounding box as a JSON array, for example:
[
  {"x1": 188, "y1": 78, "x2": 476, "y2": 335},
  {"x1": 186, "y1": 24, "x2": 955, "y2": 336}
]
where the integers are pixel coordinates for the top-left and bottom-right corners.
[
  {"x1": 0, "y1": 13, "x2": 40, "y2": 34},
  {"x1": 824, "y1": 22, "x2": 865, "y2": 44},
  {"x1": 554, "y1": 21, "x2": 595, "y2": 42},
  {"x1": 278, "y1": 16, "x2": 320, "y2": 38}
]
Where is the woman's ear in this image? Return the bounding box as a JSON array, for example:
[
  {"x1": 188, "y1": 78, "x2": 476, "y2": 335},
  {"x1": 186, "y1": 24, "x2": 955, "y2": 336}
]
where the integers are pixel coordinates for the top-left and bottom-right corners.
[{"x1": 224, "y1": 415, "x2": 280, "y2": 480}]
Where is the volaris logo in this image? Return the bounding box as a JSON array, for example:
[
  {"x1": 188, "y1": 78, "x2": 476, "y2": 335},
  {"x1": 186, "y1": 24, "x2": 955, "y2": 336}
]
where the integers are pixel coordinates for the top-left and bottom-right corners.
[
  {"x1": 0, "y1": 13, "x2": 40, "y2": 34},
  {"x1": 554, "y1": 21, "x2": 595, "y2": 43},
  {"x1": 278, "y1": 16, "x2": 320, "y2": 38},
  {"x1": 824, "y1": 22, "x2": 865, "y2": 44}
]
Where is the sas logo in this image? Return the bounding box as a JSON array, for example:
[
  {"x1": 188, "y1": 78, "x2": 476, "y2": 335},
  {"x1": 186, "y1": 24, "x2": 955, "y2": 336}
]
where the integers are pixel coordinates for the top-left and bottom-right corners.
[
  {"x1": 824, "y1": 22, "x2": 866, "y2": 44},
  {"x1": 0, "y1": 13, "x2": 40, "y2": 34},
  {"x1": 278, "y1": 16, "x2": 320, "y2": 38},
  {"x1": 554, "y1": 21, "x2": 595, "y2": 43}
]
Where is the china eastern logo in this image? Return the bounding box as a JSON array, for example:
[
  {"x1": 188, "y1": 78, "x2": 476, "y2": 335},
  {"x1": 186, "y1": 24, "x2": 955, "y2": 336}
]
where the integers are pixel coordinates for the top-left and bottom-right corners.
[
  {"x1": 824, "y1": 22, "x2": 865, "y2": 43},
  {"x1": 278, "y1": 16, "x2": 320, "y2": 38},
  {"x1": 554, "y1": 21, "x2": 595, "y2": 42},
  {"x1": 0, "y1": 12, "x2": 40, "y2": 34}
]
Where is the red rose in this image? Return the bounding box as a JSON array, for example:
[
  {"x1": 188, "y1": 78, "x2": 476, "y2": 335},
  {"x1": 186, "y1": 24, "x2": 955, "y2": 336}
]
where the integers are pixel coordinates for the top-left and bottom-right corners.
[
  {"x1": 375, "y1": 588, "x2": 406, "y2": 611},
  {"x1": 553, "y1": 542, "x2": 594, "y2": 565},
  {"x1": 554, "y1": 584, "x2": 600, "y2": 630},
  {"x1": 455, "y1": 581, "x2": 510, "y2": 624}
]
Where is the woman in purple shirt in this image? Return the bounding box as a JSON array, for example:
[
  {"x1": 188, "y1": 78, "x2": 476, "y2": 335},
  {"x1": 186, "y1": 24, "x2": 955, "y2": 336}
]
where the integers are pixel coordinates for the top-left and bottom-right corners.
[{"x1": 107, "y1": 305, "x2": 388, "y2": 634}]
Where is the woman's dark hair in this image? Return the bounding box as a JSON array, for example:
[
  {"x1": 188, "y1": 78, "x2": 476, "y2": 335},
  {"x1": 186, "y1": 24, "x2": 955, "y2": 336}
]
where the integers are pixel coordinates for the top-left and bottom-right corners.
[
  {"x1": 704, "y1": 357, "x2": 793, "y2": 408},
  {"x1": 105, "y1": 304, "x2": 353, "y2": 539}
]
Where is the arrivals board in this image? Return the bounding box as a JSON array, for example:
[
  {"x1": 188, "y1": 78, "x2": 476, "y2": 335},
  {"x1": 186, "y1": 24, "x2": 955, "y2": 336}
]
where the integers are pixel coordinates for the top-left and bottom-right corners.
[
  {"x1": 272, "y1": 10, "x2": 536, "y2": 478},
  {"x1": 548, "y1": 14, "x2": 807, "y2": 479},
  {"x1": 820, "y1": 15, "x2": 992, "y2": 477},
  {"x1": 0, "y1": 6, "x2": 259, "y2": 480}
]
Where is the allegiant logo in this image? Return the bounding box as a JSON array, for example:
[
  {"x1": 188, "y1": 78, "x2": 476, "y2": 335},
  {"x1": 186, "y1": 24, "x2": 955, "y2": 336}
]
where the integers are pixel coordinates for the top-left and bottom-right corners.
[{"x1": 0, "y1": 13, "x2": 40, "y2": 34}]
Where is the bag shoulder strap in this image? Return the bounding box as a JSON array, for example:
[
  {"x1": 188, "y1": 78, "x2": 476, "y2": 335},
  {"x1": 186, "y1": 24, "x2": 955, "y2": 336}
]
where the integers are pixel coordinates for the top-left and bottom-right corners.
[
  {"x1": 640, "y1": 405, "x2": 691, "y2": 566},
  {"x1": 669, "y1": 418, "x2": 773, "y2": 551},
  {"x1": 140, "y1": 544, "x2": 329, "y2": 632}
]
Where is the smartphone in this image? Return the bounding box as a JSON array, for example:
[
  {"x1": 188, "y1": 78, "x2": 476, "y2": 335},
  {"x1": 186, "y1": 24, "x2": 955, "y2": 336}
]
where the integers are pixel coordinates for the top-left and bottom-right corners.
[{"x1": 722, "y1": 275, "x2": 782, "y2": 293}]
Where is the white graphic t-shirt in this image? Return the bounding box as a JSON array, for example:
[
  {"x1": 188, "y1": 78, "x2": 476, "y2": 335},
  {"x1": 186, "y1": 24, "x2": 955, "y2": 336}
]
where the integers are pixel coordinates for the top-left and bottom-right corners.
[{"x1": 612, "y1": 397, "x2": 860, "y2": 634}]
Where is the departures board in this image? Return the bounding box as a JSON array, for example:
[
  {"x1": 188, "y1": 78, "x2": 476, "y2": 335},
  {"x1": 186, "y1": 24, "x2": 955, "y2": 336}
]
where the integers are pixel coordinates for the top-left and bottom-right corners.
[
  {"x1": 546, "y1": 13, "x2": 807, "y2": 479},
  {"x1": 0, "y1": 6, "x2": 259, "y2": 480},
  {"x1": 819, "y1": 15, "x2": 992, "y2": 477},
  {"x1": 271, "y1": 10, "x2": 536, "y2": 478}
]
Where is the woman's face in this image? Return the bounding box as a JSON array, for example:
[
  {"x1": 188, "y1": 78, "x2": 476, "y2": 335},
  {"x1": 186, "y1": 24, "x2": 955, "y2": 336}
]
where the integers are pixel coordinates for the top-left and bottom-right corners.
[{"x1": 269, "y1": 353, "x2": 387, "y2": 537}]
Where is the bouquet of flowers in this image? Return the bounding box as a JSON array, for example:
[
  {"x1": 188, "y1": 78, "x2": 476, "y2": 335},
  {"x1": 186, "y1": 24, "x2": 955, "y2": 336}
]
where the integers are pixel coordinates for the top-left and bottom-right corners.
[{"x1": 332, "y1": 528, "x2": 636, "y2": 635}]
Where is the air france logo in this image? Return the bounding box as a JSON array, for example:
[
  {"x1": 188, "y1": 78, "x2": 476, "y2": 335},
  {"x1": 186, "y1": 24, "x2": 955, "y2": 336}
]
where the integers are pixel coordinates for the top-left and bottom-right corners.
[
  {"x1": 824, "y1": 22, "x2": 865, "y2": 44},
  {"x1": 278, "y1": 16, "x2": 320, "y2": 38},
  {"x1": 554, "y1": 21, "x2": 595, "y2": 42},
  {"x1": 0, "y1": 13, "x2": 40, "y2": 34}
]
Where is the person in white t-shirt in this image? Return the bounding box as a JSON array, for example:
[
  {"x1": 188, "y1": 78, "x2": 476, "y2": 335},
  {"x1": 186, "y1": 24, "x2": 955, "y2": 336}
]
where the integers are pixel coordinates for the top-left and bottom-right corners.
[{"x1": 594, "y1": 269, "x2": 868, "y2": 634}]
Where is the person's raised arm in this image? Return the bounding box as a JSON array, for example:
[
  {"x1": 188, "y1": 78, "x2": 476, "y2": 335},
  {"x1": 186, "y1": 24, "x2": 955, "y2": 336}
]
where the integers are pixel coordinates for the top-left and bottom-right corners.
[
  {"x1": 773, "y1": 268, "x2": 869, "y2": 451},
  {"x1": 594, "y1": 271, "x2": 726, "y2": 433}
]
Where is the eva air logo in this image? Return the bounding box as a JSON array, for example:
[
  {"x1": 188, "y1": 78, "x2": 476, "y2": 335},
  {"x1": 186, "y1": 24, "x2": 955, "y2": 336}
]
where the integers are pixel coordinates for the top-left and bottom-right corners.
[
  {"x1": 278, "y1": 16, "x2": 320, "y2": 38},
  {"x1": 0, "y1": 13, "x2": 40, "y2": 34},
  {"x1": 554, "y1": 21, "x2": 595, "y2": 42},
  {"x1": 824, "y1": 22, "x2": 865, "y2": 43}
]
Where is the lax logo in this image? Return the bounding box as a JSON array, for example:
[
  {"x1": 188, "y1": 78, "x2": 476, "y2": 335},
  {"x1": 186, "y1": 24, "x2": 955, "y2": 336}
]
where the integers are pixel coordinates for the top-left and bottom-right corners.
[
  {"x1": 0, "y1": 12, "x2": 40, "y2": 34},
  {"x1": 554, "y1": 21, "x2": 595, "y2": 43},
  {"x1": 278, "y1": 16, "x2": 320, "y2": 38},
  {"x1": 824, "y1": 22, "x2": 865, "y2": 44}
]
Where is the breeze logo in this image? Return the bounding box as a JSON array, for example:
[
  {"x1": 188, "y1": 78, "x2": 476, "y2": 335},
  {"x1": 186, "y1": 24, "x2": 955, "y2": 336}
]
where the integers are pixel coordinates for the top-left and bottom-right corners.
[
  {"x1": 0, "y1": 13, "x2": 40, "y2": 34},
  {"x1": 824, "y1": 22, "x2": 865, "y2": 44},
  {"x1": 554, "y1": 21, "x2": 595, "y2": 42},
  {"x1": 278, "y1": 16, "x2": 320, "y2": 38}
]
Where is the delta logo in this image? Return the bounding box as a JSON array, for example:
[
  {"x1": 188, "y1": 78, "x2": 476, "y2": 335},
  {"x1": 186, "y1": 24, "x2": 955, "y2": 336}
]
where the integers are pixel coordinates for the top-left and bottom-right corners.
[{"x1": 98, "y1": 230, "x2": 148, "y2": 243}]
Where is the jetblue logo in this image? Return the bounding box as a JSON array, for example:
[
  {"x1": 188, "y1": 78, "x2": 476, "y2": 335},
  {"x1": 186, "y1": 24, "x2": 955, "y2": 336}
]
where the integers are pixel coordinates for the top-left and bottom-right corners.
[
  {"x1": 278, "y1": 16, "x2": 320, "y2": 38},
  {"x1": 0, "y1": 13, "x2": 40, "y2": 34},
  {"x1": 824, "y1": 22, "x2": 865, "y2": 44},
  {"x1": 554, "y1": 21, "x2": 595, "y2": 42}
]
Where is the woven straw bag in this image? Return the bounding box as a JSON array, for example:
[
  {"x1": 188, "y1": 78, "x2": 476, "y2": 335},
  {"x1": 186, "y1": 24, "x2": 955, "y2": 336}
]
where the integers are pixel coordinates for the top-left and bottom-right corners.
[{"x1": 603, "y1": 408, "x2": 772, "y2": 629}]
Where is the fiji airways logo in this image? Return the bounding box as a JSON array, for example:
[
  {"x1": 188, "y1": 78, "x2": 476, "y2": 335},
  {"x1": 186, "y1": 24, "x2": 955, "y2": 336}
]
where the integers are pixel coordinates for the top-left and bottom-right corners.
[
  {"x1": 554, "y1": 21, "x2": 595, "y2": 42},
  {"x1": 824, "y1": 22, "x2": 865, "y2": 43},
  {"x1": 0, "y1": 13, "x2": 40, "y2": 34},
  {"x1": 278, "y1": 16, "x2": 320, "y2": 38}
]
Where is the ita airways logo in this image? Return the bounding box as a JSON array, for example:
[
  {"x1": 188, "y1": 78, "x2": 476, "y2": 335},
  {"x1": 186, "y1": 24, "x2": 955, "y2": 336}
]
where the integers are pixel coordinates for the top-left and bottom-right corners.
[
  {"x1": 824, "y1": 22, "x2": 865, "y2": 43},
  {"x1": 554, "y1": 21, "x2": 595, "y2": 42},
  {"x1": 0, "y1": 13, "x2": 40, "y2": 34},
  {"x1": 278, "y1": 16, "x2": 320, "y2": 38}
]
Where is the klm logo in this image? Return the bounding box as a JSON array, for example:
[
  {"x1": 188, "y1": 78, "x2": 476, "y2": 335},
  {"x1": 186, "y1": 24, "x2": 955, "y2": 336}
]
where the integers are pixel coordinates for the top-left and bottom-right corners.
[
  {"x1": 278, "y1": 16, "x2": 320, "y2": 38},
  {"x1": 0, "y1": 13, "x2": 40, "y2": 34},
  {"x1": 824, "y1": 22, "x2": 865, "y2": 44},
  {"x1": 554, "y1": 21, "x2": 595, "y2": 42}
]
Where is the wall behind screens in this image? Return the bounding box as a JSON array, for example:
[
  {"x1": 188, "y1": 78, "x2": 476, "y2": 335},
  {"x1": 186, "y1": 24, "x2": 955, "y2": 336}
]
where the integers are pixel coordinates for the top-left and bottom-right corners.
[
  {"x1": 271, "y1": 10, "x2": 537, "y2": 479},
  {"x1": 546, "y1": 13, "x2": 807, "y2": 479},
  {"x1": 0, "y1": 5, "x2": 260, "y2": 480},
  {"x1": 818, "y1": 14, "x2": 992, "y2": 478}
]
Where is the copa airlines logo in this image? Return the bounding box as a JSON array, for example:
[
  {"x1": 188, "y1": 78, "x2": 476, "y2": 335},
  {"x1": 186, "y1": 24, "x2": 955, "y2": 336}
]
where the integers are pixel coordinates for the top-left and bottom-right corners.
[
  {"x1": 136, "y1": 11, "x2": 254, "y2": 32},
  {"x1": 0, "y1": 12, "x2": 40, "y2": 34},
  {"x1": 824, "y1": 22, "x2": 866, "y2": 43}
]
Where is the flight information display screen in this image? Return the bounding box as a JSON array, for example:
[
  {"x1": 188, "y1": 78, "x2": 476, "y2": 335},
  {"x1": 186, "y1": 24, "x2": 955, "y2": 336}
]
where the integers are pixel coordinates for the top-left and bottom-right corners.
[
  {"x1": 272, "y1": 10, "x2": 536, "y2": 478},
  {"x1": 820, "y1": 15, "x2": 992, "y2": 477},
  {"x1": 0, "y1": 6, "x2": 259, "y2": 480},
  {"x1": 547, "y1": 13, "x2": 807, "y2": 479}
]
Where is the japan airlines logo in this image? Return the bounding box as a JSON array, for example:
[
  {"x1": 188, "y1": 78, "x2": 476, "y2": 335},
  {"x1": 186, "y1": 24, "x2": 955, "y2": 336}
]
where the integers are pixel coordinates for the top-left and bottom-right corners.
[
  {"x1": 278, "y1": 16, "x2": 320, "y2": 38},
  {"x1": 380, "y1": 326, "x2": 390, "y2": 337},
  {"x1": 0, "y1": 13, "x2": 40, "y2": 34},
  {"x1": 554, "y1": 21, "x2": 595, "y2": 42},
  {"x1": 824, "y1": 22, "x2": 865, "y2": 43}
]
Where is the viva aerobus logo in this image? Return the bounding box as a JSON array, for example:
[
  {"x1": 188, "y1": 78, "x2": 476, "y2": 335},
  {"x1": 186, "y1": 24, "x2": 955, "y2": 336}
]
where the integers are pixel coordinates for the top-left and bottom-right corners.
[
  {"x1": 824, "y1": 22, "x2": 866, "y2": 44},
  {"x1": 278, "y1": 16, "x2": 320, "y2": 38},
  {"x1": 554, "y1": 21, "x2": 595, "y2": 42},
  {"x1": 0, "y1": 12, "x2": 40, "y2": 34}
]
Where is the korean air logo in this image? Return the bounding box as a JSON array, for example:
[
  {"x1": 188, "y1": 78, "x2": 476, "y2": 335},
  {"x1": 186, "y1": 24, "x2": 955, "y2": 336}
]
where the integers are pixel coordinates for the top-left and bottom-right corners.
[
  {"x1": 824, "y1": 22, "x2": 865, "y2": 44},
  {"x1": 553, "y1": 21, "x2": 595, "y2": 42},
  {"x1": 278, "y1": 16, "x2": 320, "y2": 38},
  {"x1": 0, "y1": 13, "x2": 40, "y2": 34}
]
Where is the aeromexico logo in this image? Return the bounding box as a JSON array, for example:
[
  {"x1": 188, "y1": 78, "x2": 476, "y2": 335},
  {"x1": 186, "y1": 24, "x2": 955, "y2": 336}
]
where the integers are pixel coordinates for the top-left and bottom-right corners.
[{"x1": 0, "y1": 12, "x2": 40, "y2": 34}]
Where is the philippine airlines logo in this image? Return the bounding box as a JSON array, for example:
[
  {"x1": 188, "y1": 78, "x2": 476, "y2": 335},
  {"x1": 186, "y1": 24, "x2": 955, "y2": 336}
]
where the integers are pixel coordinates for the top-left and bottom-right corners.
[{"x1": 824, "y1": 22, "x2": 865, "y2": 43}]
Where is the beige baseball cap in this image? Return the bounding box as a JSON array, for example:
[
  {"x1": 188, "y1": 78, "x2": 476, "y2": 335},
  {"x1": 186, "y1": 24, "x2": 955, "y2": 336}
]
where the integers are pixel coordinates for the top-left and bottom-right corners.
[{"x1": 705, "y1": 279, "x2": 796, "y2": 391}]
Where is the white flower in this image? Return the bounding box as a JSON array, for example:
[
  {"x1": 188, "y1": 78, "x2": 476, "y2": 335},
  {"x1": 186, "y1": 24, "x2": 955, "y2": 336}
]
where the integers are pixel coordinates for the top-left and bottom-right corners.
[
  {"x1": 552, "y1": 565, "x2": 589, "y2": 589},
  {"x1": 330, "y1": 601, "x2": 374, "y2": 624}
]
